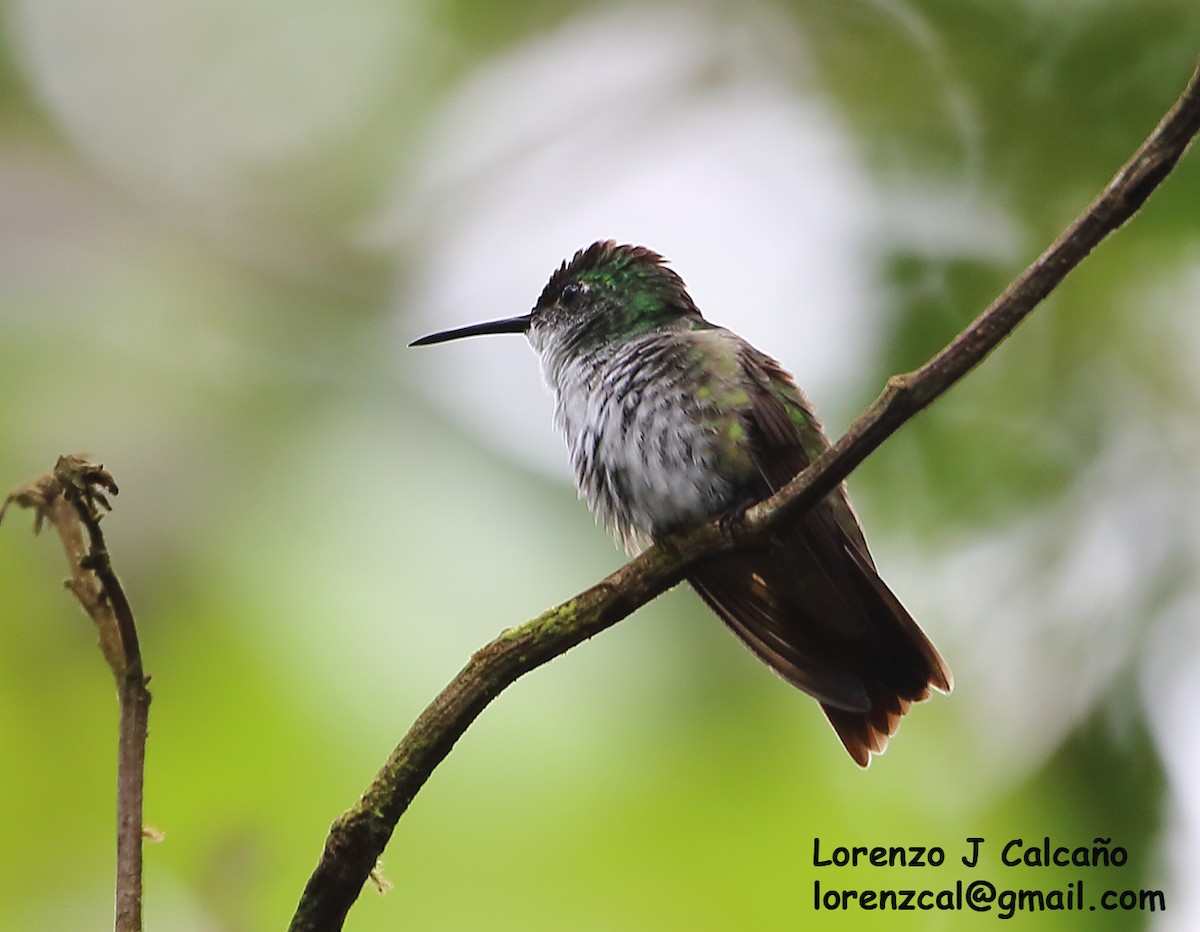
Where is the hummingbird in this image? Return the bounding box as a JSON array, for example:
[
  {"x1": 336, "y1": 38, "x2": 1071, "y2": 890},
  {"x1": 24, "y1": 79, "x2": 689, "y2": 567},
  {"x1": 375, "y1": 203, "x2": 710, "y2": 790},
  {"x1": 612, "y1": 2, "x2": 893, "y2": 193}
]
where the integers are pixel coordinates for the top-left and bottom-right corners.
[{"x1": 412, "y1": 241, "x2": 951, "y2": 766}]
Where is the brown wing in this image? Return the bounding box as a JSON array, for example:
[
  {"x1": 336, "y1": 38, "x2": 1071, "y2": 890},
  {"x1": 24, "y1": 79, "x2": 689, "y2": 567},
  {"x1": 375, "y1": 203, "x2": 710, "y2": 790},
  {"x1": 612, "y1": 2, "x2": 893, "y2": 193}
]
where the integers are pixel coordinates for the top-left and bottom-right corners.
[{"x1": 686, "y1": 345, "x2": 951, "y2": 766}]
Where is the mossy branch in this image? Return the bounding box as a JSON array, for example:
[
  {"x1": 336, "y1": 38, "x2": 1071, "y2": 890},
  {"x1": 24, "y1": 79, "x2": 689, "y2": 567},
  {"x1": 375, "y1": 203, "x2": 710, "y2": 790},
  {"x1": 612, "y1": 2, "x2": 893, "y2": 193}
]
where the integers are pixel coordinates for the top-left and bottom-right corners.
[{"x1": 289, "y1": 59, "x2": 1200, "y2": 931}]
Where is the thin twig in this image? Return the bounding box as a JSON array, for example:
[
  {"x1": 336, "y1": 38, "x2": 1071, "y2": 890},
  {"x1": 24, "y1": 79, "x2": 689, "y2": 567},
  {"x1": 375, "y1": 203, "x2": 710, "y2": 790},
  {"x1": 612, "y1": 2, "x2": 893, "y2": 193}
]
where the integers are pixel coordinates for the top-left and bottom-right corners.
[
  {"x1": 289, "y1": 58, "x2": 1200, "y2": 931},
  {"x1": 2, "y1": 455, "x2": 151, "y2": 932}
]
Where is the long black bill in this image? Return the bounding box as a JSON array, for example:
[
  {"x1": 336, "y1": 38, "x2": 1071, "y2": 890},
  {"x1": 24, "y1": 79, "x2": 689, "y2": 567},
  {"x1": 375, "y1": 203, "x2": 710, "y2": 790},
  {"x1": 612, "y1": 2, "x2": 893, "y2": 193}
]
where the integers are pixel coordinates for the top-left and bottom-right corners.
[{"x1": 409, "y1": 313, "x2": 532, "y2": 347}]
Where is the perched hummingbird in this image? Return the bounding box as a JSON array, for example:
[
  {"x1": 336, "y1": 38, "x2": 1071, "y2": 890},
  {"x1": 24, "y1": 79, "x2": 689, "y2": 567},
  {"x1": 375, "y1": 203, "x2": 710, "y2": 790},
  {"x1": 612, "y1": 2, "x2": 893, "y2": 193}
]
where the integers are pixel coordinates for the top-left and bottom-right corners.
[{"x1": 412, "y1": 241, "x2": 951, "y2": 766}]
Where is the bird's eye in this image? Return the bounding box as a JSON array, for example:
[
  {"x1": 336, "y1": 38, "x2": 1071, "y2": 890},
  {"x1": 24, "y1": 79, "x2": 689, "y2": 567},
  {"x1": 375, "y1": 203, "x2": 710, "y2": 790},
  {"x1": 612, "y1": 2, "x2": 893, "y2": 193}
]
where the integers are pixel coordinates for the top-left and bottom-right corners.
[{"x1": 560, "y1": 281, "x2": 587, "y2": 305}]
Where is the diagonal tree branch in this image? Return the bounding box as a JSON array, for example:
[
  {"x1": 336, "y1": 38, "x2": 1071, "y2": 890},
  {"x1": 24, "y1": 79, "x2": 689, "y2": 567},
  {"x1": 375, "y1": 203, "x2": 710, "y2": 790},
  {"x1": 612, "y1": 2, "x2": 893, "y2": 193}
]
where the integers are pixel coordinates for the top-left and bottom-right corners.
[{"x1": 289, "y1": 58, "x2": 1200, "y2": 931}]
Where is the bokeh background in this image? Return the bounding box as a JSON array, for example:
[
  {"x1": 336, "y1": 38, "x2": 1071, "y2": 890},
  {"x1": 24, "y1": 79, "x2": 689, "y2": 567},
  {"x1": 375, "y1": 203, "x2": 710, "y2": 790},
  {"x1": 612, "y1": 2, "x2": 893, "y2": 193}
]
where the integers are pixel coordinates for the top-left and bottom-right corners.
[{"x1": 2, "y1": 1, "x2": 1199, "y2": 929}]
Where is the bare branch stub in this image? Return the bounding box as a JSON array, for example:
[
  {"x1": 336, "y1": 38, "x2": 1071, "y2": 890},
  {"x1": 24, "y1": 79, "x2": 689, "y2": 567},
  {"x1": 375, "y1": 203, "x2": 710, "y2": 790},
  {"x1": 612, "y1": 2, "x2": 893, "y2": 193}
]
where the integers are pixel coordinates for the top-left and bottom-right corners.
[
  {"x1": 3, "y1": 457, "x2": 128, "y2": 674},
  {"x1": 53, "y1": 455, "x2": 143, "y2": 677},
  {"x1": 3, "y1": 455, "x2": 151, "y2": 932}
]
